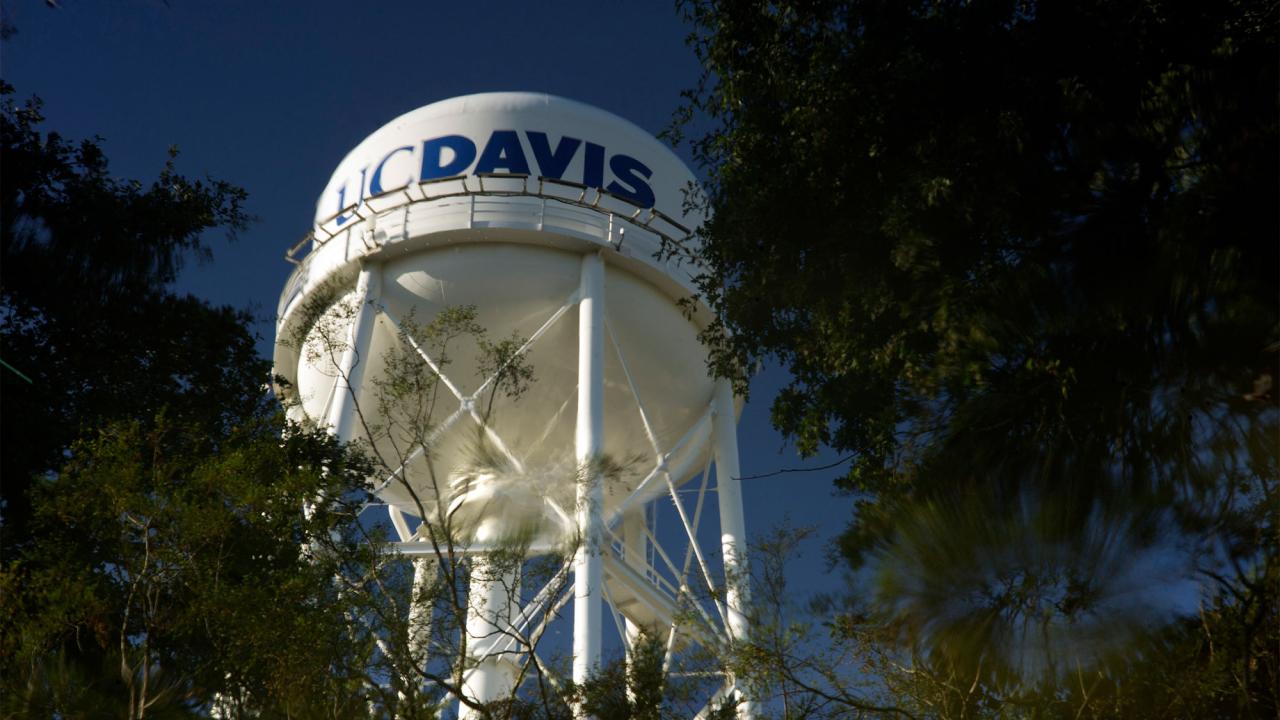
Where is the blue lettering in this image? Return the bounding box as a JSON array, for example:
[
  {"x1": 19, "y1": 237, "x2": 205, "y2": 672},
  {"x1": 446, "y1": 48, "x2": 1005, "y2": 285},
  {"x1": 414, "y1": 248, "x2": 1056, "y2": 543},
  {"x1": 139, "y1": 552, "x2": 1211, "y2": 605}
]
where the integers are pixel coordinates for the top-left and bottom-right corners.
[
  {"x1": 334, "y1": 166, "x2": 368, "y2": 227},
  {"x1": 369, "y1": 145, "x2": 414, "y2": 195},
  {"x1": 421, "y1": 135, "x2": 477, "y2": 180},
  {"x1": 475, "y1": 130, "x2": 531, "y2": 175},
  {"x1": 583, "y1": 142, "x2": 605, "y2": 188},
  {"x1": 331, "y1": 134, "x2": 660, "y2": 225},
  {"x1": 606, "y1": 154, "x2": 655, "y2": 208},
  {"x1": 525, "y1": 132, "x2": 581, "y2": 180}
]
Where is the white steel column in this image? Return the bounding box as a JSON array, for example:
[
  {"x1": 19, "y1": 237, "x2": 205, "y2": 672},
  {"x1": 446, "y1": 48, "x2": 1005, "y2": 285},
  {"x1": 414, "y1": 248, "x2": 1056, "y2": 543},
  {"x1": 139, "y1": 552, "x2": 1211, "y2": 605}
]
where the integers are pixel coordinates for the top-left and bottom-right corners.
[
  {"x1": 308, "y1": 264, "x2": 380, "y2": 547},
  {"x1": 328, "y1": 264, "x2": 381, "y2": 441},
  {"x1": 407, "y1": 559, "x2": 433, "y2": 673},
  {"x1": 310, "y1": 263, "x2": 380, "y2": 717},
  {"x1": 573, "y1": 252, "x2": 605, "y2": 693},
  {"x1": 459, "y1": 556, "x2": 520, "y2": 719},
  {"x1": 394, "y1": 505, "x2": 434, "y2": 703},
  {"x1": 622, "y1": 508, "x2": 648, "y2": 650},
  {"x1": 712, "y1": 380, "x2": 754, "y2": 718},
  {"x1": 622, "y1": 507, "x2": 649, "y2": 707}
]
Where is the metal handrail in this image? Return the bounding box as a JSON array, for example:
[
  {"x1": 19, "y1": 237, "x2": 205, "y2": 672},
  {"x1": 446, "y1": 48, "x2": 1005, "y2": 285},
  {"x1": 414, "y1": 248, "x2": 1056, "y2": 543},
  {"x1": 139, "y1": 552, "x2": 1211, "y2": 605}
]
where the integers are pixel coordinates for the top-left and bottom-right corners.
[
  {"x1": 604, "y1": 526, "x2": 680, "y2": 600},
  {"x1": 285, "y1": 173, "x2": 694, "y2": 266}
]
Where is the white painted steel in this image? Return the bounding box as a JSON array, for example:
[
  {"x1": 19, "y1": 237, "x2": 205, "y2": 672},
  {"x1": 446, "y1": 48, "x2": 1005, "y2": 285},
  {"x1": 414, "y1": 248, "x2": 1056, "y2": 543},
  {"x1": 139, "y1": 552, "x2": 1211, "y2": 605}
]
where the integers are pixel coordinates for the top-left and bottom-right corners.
[
  {"x1": 573, "y1": 252, "x2": 605, "y2": 689},
  {"x1": 460, "y1": 557, "x2": 520, "y2": 719},
  {"x1": 326, "y1": 265, "x2": 380, "y2": 442},
  {"x1": 388, "y1": 505, "x2": 413, "y2": 543},
  {"x1": 714, "y1": 380, "x2": 754, "y2": 718},
  {"x1": 273, "y1": 93, "x2": 754, "y2": 718},
  {"x1": 407, "y1": 558, "x2": 433, "y2": 685},
  {"x1": 622, "y1": 509, "x2": 647, "y2": 652},
  {"x1": 286, "y1": 243, "x2": 716, "y2": 526},
  {"x1": 311, "y1": 94, "x2": 699, "y2": 256}
]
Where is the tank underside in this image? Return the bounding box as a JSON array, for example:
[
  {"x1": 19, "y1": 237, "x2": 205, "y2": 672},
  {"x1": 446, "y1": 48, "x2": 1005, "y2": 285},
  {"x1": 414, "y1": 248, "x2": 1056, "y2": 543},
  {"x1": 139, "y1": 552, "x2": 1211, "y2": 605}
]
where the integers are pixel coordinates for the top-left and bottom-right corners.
[{"x1": 277, "y1": 227, "x2": 716, "y2": 530}]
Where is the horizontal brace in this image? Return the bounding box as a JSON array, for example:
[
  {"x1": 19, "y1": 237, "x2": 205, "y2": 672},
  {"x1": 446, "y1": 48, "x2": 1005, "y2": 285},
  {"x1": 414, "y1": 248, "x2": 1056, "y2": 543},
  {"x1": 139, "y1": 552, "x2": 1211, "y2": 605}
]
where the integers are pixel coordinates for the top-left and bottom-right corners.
[{"x1": 386, "y1": 539, "x2": 564, "y2": 557}]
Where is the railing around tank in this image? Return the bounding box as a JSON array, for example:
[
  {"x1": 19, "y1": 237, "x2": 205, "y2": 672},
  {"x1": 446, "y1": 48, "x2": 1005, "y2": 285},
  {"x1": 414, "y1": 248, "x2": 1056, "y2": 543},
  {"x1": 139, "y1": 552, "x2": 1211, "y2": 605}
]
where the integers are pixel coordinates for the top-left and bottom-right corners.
[{"x1": 278, "y1": 173, "x2": 700, "y2": 323}]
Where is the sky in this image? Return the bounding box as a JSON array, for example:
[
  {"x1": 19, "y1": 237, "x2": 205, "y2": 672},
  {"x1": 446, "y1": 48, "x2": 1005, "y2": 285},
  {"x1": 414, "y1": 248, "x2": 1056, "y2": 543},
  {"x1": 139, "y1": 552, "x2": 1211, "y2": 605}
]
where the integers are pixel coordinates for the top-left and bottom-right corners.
[
  {"x1": 3, "y1": 4, "x2": 1226, "y2": 701},
  {"x1": 2, "y1": 0, "x2": 857, "y2": 624}
]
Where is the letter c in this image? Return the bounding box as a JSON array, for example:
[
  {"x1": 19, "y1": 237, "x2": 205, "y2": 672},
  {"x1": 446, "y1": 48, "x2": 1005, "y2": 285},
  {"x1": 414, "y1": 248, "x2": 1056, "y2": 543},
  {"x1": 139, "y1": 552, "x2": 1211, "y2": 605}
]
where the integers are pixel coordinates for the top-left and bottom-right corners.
[{"x1": 369, "y1": 145, "x2": 414, "y2": 195}]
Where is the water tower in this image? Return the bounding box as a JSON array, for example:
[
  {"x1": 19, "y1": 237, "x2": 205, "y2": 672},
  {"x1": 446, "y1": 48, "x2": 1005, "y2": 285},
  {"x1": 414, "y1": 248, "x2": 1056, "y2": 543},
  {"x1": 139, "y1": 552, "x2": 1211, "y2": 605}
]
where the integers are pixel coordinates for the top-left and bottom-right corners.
[{"x1": 273, "y1": 93, "x2": 752, "y2": 718}]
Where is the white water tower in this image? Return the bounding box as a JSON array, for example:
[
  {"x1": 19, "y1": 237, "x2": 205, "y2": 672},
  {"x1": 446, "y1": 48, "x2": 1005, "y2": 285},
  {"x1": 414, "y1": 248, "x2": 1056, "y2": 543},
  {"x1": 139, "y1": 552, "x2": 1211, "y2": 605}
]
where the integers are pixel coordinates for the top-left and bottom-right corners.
[{"x1": 273, "y1": 93, "x2": 752, "y2": 718}]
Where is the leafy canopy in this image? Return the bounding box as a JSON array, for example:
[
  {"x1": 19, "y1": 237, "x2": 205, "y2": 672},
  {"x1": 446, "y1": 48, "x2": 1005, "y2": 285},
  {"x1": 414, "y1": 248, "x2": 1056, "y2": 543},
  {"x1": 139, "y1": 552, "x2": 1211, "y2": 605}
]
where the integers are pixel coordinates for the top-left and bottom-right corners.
[
  {"x1": 674, "y1": 0, "x2": 1277, "y2": 699},
  {"x1": 0, "y1": 80, "x2": 256, "y2": 543}
]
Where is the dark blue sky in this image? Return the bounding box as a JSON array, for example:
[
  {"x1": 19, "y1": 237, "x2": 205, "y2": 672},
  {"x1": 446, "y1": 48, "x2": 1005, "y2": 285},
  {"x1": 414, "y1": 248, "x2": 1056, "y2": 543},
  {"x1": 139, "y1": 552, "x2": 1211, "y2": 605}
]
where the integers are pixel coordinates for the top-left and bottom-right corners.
[{"x1": 3, "y1": 0, "x2": 855, "y2": 598}]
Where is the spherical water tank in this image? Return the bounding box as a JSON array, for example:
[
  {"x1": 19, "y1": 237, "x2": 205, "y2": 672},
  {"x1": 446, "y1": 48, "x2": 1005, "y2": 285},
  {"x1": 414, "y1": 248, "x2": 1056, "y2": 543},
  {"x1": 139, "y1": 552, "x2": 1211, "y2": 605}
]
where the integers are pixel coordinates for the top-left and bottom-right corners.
[{"x1": 273, "y1": 93, "x2": 714, "y2": 535}]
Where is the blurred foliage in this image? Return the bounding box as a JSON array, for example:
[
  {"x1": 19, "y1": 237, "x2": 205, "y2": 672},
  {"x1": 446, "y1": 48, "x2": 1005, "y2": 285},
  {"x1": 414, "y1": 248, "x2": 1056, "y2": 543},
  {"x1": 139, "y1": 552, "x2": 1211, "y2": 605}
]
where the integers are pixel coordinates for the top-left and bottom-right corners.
[
  {"x1": 729, "y1": 523, "x2": 1277, "y2": 718},
  {"x1": 674, "y1": 0, "x2": 1277, "y2": 712}
]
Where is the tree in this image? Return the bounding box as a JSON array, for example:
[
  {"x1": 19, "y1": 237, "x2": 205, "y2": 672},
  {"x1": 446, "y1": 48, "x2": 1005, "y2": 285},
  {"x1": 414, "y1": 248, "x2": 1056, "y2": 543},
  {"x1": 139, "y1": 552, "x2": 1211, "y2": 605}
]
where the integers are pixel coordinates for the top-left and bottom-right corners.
[
  {"x1": 0, "y1": 80, "x2": 256, "y2": 546},
  {"x1": 277, "y1": 289, "x2": 741, "y2": 718},
  {"x1": 672, "y1": 0, "x2": 1277, "y2": 711},
  {"x1": 718, "y1": 520, "x2": 1278, "y2": 719},
  {"x1": 0, "y1": 81, "x2": 501, "y2": 716},
  {"x1": 0, "y1": 82, "x2": 385, "y2": 715},
  {"x1": 1, "y1": 82, "x2": 747, "y2": 716},
  {"x1": 1, "y1": 413, "x2": 379, "y2": 717}
]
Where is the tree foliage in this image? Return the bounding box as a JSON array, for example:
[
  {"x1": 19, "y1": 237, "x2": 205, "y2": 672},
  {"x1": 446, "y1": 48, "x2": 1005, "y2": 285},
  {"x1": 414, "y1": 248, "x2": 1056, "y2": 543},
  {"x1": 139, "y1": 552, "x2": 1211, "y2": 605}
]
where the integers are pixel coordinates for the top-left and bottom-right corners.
[
  {"x1": 1, "y1": 414, "x2": 378, "y2": 717},
  {"x1": 0, "y1": 81, "x2": 747, "y2": 716},
  {"x1": 0, "y1": 80, "x2": 257, "y2": 545},
  {"x1": 728, "y1": 521, "x2": 1278, "y2": 719},
  {"x1": 0, "y1": 81, "x2": 387, "y2": 716},
  {"x1": 674, "y1": 0, "x2": 1277, "y2": 711}
]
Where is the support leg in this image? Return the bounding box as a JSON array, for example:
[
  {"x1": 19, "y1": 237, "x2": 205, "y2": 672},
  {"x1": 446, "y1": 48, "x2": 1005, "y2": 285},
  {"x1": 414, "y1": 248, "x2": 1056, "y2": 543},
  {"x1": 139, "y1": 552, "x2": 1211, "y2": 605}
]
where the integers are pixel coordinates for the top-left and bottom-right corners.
[
  {"x1": 713, "y1": 380, "x2": 754, "y2": 719},
  {"x1": 573, "y1": 252, "x2": 605, "y2": 699},
  {"x1": 622, "y1": 506, "x2": 648, "y2": 645},
  {"x1": 623, "y1": 505, "x2": 648, "y2": 694},
  {"x1": 306, "y1": 263, "x2": 381, "y2": 542},
  {"x1": 407, "y1": 558, "x2": 433, "y2": 678},
  {"x1": 459, "y1": 557, "x2": 520, "y2": 719},
  {"x1": 328, "y1": 264, "x2": 381, "y2": 441}
]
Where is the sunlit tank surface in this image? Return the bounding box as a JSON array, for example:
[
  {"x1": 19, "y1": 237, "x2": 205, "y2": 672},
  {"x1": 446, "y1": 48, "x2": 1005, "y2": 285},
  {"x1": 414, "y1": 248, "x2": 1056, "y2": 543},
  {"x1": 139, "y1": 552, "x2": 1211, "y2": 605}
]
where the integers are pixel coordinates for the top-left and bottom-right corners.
[{"x1": 273, "y1": 93, "x2": 714, "y2": 536}]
